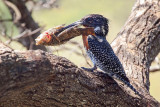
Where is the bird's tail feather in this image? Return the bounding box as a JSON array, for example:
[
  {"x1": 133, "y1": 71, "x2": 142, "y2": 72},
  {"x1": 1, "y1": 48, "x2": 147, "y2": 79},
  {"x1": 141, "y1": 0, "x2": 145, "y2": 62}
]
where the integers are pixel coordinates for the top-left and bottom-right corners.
[
  {"x1": 121, "y1": 78, "x2": 142, "y2": 97},
  {"x1": 116, "y1": 75, "x2": 142, "y2": 97}
]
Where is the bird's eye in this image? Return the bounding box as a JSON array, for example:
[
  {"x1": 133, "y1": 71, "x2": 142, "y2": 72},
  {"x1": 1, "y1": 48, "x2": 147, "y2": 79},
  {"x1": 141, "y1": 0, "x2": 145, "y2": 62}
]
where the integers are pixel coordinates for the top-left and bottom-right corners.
[{"x1": 86, "y1": 18, "x2": 92, "y2": 24}]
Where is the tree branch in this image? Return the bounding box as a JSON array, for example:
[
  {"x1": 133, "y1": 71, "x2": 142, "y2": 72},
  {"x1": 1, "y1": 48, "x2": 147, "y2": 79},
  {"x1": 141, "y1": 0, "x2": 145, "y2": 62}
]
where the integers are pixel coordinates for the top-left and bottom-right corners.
[
  {"x1": 150, "y1": 57, "x2": 160, "y2": 72},
  {"x1": 0, "y1": 19, "x2": 12, "y2": 22},
  {"x1": 150, "y1": 66, "x2": 160, "y2": 72},
  {"x1": 0, "y1": 42, "x2": 159, "y2": 107},
  {"x1": 3, "y1": 0, "x2": 47, "y2": 51},
  {"x1": 0, "y1": 0, "x2": 160, "y2": 106},
  {"x1": 111, "y1": 0, "x2": 160, "y2": 92},
  {"x1": 5, "y1": 27, "x2": 44, "y2": 44}
]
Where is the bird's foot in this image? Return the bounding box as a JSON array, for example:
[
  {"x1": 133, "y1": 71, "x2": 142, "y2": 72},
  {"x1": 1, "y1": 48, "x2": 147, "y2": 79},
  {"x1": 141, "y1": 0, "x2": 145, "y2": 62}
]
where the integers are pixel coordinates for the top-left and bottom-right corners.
[
  {"x1": 81, "y1": 67, "x2": 95, "y2": 72},
  {"x1": 81, "y1": 65, "x2": 97, "y2": 72}
]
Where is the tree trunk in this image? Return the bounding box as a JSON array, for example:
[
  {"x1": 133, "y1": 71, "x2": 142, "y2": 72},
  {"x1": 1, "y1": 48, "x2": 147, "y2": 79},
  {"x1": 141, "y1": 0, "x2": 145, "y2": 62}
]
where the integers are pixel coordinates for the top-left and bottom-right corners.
[
  {"x1": 111, "y1": 0, "x2": 160, "y2": 94},
  {"x1": 0, "y1": 0, "x2": 160, "y2": 106},
  {"x1": 4, "y1": 0, "x2": 47, "y2": 51}
]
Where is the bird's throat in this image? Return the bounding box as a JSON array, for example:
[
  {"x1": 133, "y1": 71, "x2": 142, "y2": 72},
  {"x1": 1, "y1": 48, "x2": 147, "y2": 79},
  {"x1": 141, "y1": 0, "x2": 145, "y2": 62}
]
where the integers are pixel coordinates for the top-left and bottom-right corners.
[{"x1": 82, "y1": 35, "x2": 89, "y2": 50}]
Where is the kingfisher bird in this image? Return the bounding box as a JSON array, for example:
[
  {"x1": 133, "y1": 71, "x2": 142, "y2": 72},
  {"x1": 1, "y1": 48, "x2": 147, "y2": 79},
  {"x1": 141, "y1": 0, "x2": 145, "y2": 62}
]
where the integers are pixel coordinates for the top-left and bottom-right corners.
[{"x1": 61, "y1": 14, "x2": 140, "y2": 96}]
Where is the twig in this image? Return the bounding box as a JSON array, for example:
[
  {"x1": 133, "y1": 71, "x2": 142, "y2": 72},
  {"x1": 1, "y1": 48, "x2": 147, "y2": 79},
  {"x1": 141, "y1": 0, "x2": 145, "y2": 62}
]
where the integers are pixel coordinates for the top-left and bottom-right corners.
[
  {"x1": 0, "y1": 19, "x2": 12, "y2": 22},
  {"x1": 51, "y1": 40, "x2": 91, "y2": 66},
  {"x1": 150, "y1": 57, "x2": 160, "y2": 73},
  {"x1": 150, "y1": 66, "x2": 160, "y2": 72},
  {"x1": 68, "y1": 40, "x2": 87, "y2": 57},
  {"x1": 5, "y1": 27, "x2": 43, "y2": 44},
  {"x1": 68, "y1": 40, "x2": 92, "y2": 67},
  {"x1": 3, "y1": 0, "x2": 21, "y2": 23},
  {"x1": 52, "y1": 46, "x2": 82, "y2": 56}
]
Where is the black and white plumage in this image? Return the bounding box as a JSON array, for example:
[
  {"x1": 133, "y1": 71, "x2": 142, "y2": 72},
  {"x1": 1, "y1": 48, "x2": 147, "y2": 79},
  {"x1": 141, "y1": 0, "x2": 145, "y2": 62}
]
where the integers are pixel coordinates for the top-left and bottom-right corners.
[
  {"x1": 85, "y1": 34, "x2": 140, "y2": 96},
  {"x1": 64, "y1": 14, "x2": 140, "y2": 96},
  {"x1": 80, "y1": 14, "x2": 140, "y2": 96}
]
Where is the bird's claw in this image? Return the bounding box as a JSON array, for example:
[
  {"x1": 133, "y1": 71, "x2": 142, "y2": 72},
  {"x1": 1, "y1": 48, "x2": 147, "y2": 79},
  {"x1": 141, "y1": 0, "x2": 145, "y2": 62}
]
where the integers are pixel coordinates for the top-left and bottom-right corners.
[{"x1": 81, "y1": 67, "x2": 95, "y2": 72}]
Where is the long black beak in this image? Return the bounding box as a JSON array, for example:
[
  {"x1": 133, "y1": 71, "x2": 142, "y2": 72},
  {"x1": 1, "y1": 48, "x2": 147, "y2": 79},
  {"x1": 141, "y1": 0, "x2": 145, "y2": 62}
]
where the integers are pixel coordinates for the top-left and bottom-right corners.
[
  {"x1": 63, "y1": 20, "x2": 82, "y2": 29},
  {"x1": 55, "y1": 21, "x2": 83, "y2": 35}
]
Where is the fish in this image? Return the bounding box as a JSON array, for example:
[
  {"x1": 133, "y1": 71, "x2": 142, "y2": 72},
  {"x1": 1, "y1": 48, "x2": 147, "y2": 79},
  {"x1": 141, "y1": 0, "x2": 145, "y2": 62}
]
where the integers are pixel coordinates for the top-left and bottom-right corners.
[{"x1": 35, "y1": 24, "x2": 94, "y2": 46}]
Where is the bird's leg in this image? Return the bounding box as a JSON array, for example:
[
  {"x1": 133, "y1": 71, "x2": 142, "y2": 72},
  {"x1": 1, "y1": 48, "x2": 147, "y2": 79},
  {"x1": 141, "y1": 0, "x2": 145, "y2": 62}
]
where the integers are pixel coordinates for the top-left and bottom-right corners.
[{"x1": 81, "y1": 64, "x2": 97, "y2": 72}]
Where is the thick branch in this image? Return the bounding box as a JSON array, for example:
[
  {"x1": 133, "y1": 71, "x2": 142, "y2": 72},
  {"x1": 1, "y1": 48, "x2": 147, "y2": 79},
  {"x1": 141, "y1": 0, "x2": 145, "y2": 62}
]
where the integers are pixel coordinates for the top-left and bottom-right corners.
[
  {"x1": 0, "y1": 42, "x2": 159, "y2": 107},
  {"x1": 0, "y1": 0, "x2": 159, "y2": 106},
  {"x1": 111, "y1": 0, "x2": 160, "y2": 93}
]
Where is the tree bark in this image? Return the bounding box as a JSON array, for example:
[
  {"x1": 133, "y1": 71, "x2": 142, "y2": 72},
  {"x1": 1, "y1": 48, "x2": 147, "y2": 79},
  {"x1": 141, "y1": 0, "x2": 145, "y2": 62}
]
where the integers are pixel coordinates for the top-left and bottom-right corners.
[
  {"x1": 111, "y1": 0, "x2": 160, "y2": 94},
  {"x1": 0, "y1": 0, "x2": 160, "y2": 106}
]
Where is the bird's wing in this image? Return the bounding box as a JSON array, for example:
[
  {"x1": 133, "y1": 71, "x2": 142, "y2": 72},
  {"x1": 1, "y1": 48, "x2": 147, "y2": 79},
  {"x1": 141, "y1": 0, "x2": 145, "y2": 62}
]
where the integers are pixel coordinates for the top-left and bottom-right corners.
[{"x1": 87, "y1": 35, "x2": 129, "y2": 82}]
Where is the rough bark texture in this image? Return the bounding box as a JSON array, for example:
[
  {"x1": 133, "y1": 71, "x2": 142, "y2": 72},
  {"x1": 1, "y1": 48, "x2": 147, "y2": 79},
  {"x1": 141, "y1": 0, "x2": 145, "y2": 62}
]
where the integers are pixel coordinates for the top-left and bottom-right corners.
[
  {"x1": 111, "y1": 0, "x2": 160, "y2": 95},
  {"x1": 0, "y1": 43, "x2": 158, "y2": 107},
  {"x1": 0, "y1": 0, "x2": 160, "y2": 107}
]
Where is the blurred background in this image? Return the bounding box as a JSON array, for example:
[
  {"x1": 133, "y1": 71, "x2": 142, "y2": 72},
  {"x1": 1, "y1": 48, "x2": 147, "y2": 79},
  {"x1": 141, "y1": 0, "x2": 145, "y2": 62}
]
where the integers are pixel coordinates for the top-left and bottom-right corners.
[{"x1": 0, "y1": 0, "x2": 160, "y2": 101}]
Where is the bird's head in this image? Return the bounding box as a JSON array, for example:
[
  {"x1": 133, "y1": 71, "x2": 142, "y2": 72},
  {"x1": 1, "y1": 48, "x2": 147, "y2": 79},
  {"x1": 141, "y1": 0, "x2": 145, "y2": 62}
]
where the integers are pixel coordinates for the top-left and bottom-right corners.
[
  {"x1": 58, "y1": 14, "x2": 109, "y2": 50},
  {"x1": 80, "y1": 14, "x2": 109, "y2": 36},
  {"x1": 61, "y1": 14, "x2": 109, "y2": 37}
]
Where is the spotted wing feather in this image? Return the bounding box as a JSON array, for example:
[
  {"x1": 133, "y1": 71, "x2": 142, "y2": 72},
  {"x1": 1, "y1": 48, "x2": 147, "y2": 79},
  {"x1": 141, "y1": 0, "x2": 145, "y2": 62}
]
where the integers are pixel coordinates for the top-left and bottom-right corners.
[{"x1": 87, "y1": 35, "x2": 129, "y2": 83}]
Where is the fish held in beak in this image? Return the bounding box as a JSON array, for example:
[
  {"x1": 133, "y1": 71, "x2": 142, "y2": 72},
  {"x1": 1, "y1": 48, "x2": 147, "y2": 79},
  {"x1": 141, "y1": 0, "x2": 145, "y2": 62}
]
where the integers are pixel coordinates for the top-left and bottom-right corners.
[
  {"x1": 35, "y1": 25, "x2": 65, "y2": 46},
  {"x1": 35, "y1": 21, "x2": 94, "y2": 46}
]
